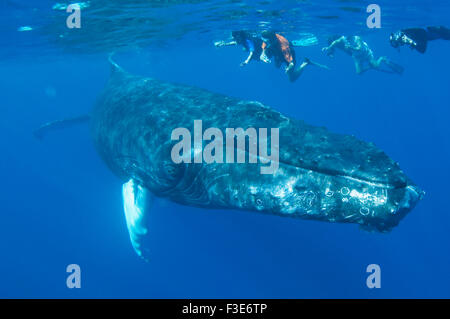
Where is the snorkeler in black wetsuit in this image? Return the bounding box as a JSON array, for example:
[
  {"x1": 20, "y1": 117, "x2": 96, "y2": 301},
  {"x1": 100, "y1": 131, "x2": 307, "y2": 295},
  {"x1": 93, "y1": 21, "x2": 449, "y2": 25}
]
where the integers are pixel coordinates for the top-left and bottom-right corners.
[
  {"x1": 390, "y1": 26, "x2": 450, "y2": 53},
  {"x1": 215, "y1": 30, "x2": 263, "y2": 66}
]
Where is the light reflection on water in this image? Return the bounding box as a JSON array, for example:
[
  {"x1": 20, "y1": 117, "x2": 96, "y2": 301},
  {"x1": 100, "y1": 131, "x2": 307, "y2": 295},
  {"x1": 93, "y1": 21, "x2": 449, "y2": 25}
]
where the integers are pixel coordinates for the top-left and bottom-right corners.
[{"x1": 2, "y1": 0, "x2": 449, "y2": 58}]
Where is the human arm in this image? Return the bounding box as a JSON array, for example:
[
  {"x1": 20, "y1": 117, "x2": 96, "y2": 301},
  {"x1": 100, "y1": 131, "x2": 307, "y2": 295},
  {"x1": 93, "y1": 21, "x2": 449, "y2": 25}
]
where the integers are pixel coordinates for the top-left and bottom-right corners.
[
  {"x1": 401, "y1": 34, "x2": 417, "y2": 48},
  {"x1": 214, "y1": 40, "x2": 237, "y2": 47},
  {"x1": 259, "y1": 42, "x2": 271, "y2": 63},
  {"x1": 240, "y1": 51, "x2": 254, "y2": 66},
  {"x1": 240, "y1": 39, "x2": 255, "y2": 66},
  {"x1": 322, "y1": 36, "x2": 345, "y2": 57}
]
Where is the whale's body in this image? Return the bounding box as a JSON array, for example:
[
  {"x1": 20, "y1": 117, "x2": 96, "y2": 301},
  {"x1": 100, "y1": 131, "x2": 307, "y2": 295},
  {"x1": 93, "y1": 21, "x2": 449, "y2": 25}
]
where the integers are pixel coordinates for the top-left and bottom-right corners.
[{"x1": 90, "y1": 61, "x2": 423, "y2": 258}]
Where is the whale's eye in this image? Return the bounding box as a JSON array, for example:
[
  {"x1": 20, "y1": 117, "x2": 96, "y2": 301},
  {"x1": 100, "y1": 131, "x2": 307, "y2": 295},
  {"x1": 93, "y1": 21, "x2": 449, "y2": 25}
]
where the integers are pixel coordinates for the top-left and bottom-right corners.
[
  {"x1": 161, "y1": 161, "x2": 184, "y2": 182},
  {"x1": 256, "y1": 198, "x2": 263, "y2": 207},
  {"x1": 164, "y1": 163, "x2": 176, "y2": 175}
]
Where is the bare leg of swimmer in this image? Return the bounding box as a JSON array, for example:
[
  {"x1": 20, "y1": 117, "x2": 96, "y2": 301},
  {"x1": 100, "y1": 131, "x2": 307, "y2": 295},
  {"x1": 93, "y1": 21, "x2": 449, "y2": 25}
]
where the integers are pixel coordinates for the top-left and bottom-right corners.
[
  {"x1": 288, "y1": 58, "x2": 330, "y2": 82},
  {"x1": 287, "y1": 61, "x2": 309, "y2": 82},
  {"x1": 354, "y1": 60, "x2": 365, "y2": 74}
]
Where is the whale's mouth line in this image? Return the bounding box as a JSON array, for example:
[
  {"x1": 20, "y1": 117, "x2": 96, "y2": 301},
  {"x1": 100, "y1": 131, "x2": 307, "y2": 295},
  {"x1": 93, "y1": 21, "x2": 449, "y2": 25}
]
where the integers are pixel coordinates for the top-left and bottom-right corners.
[
  {"x1": 120, "y1": 160, "x2": 406, "y2": 192},
  {"x1": 333, "y1": 174, "x2": 400, "y2": 189},
  {"x1": 116, "y1": 154, "x2": 407, "y2": 191},
  {"x1": 278, "y1": 159, "x2": 406, "y2": 189}
]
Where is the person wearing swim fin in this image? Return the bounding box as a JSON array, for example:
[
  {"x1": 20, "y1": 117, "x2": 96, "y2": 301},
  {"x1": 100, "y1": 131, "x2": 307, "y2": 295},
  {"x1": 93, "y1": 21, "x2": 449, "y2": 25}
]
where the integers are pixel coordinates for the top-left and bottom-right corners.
[
  {"x1": 390, "y1": 26, "x2": 450, "y2": 53},
  {"x1": 215, "y1": 30, "x2": 263, "y2": 66},
  {"x1": 322, "y1": 35, "x2": 404, "y2": 75},
  {"x1": 260, "y1": 30, "x2": 329, "y2": 82}
]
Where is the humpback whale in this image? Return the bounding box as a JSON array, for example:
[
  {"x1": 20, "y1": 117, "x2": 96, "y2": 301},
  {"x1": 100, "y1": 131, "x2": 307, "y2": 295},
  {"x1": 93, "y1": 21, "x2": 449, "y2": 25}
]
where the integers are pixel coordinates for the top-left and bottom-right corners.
[{"x1": 38, "y1": 59, "x2": 424, "y2": 259}]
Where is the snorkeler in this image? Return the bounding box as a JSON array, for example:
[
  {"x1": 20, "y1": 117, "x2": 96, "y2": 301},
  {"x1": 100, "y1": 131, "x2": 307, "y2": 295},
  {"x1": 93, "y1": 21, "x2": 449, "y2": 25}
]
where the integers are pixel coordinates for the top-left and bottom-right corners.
[
  {"x1": 215, "y1": 30, "x2": 263, "y2": 66},
  {"x1": 322, "y1": 35, "x2": 404, "y2": 75},
  {"x1": 260, "y1": 30, "x2": 329, "y2": 82},
  {"x1": 390, "y1": 26, "x2": 450, "y2": 53}
]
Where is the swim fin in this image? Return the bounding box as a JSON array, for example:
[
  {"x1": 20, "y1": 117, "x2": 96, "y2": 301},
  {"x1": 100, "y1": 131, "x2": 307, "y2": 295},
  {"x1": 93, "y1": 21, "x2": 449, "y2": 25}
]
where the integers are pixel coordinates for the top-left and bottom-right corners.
[
  {"x1": 304, "y1": 58, "x2": 330, "y2": 70},
  {"x1": 384, "y1": 59, "x2": 404, "y2": 75},
  {"x1": 292, "y1": 33, "x2": 319, "y2": 47}
]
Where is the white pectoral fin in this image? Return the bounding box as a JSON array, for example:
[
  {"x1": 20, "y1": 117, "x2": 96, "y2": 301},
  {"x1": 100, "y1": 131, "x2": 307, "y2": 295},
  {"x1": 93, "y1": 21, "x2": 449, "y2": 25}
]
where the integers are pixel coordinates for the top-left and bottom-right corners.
[{"x1": 122, "y1": 179, "x2": 152, "y2": 260}]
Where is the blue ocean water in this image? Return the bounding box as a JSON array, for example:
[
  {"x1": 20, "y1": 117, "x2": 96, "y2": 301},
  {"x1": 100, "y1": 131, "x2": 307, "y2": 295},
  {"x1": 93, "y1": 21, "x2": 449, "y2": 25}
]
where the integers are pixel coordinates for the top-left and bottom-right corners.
[{"x1": 1, "y1": 0, "x2": 450, "y2": 298}]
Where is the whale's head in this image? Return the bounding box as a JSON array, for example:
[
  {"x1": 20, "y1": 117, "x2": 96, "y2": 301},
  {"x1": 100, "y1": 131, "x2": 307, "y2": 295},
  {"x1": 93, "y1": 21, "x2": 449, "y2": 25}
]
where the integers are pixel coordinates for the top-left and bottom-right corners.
[
  {"x1": 221, "y1": 121, "x2": 424, "y2": 232},
  {"x1": 264, "y1": 152, "x2": 425, "y2": 232},
  {"x1": 274, "y1": 122, "x2": 425, "y2": 232},
  {"x1": 235, "y1": 160, "x2": 424, "y2": 232}
]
